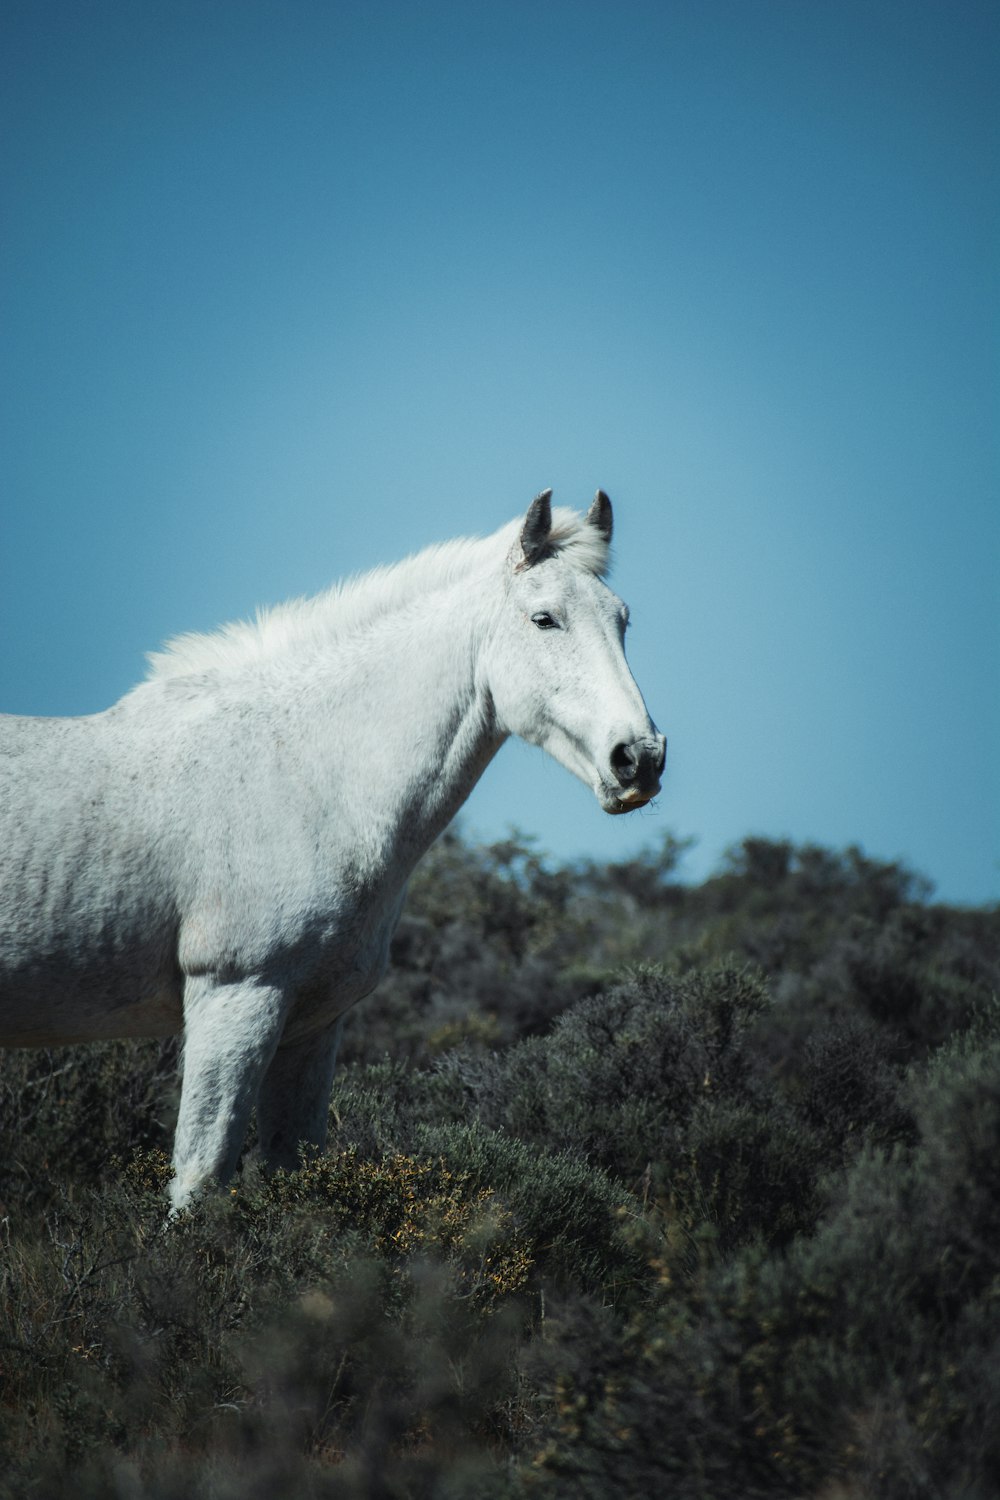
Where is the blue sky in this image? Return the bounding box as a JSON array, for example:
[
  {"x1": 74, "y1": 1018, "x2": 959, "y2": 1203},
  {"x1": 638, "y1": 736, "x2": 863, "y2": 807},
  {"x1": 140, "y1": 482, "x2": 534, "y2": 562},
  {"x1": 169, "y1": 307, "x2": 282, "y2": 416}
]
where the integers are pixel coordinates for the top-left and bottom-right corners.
[{"x1": 1, "y1": 0, "x2": 997, "y2": 903}]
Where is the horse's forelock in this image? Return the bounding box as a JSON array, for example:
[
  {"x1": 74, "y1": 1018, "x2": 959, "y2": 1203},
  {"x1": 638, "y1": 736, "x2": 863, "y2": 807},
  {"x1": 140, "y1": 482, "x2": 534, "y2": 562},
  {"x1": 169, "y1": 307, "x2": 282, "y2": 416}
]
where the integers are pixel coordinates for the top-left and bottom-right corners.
[
  {"x1": 545, "y1": 507, "x2": 613, "y2": 579},
  {"x1": 510, "y1": 506, "x2": 612, "y2": 579}
]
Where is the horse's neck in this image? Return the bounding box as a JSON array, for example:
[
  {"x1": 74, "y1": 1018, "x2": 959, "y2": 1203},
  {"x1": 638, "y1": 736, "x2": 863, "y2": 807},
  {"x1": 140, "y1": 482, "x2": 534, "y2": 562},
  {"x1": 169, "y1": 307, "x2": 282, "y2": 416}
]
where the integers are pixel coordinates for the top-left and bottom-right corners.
[{"x1": 295, "y1": 592, "x2": 504, "y2": 872}]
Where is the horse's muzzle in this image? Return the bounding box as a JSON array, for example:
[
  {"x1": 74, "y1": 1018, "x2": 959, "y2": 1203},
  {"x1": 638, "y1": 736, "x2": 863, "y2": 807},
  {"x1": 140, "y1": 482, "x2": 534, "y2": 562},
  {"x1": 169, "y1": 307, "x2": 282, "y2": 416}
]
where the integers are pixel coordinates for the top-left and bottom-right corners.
[{"x1": 606, "y1": 733, "x2": 666, "y2": 812}]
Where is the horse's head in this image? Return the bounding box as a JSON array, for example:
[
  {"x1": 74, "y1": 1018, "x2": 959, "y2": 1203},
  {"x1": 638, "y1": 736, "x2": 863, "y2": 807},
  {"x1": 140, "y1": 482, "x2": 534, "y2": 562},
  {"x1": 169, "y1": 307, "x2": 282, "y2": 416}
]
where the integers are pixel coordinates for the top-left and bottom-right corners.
[{"x1": 487, "y1": 490, "x2": 666, "y2": 815}]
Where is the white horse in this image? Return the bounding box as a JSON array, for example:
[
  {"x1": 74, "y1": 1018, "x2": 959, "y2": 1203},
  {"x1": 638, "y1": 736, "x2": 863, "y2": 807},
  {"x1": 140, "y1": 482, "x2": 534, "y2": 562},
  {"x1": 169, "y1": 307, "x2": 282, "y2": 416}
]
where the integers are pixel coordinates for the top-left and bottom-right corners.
[{"x1": 0, "y1": 490, "x2": 665, "y2": 1207}]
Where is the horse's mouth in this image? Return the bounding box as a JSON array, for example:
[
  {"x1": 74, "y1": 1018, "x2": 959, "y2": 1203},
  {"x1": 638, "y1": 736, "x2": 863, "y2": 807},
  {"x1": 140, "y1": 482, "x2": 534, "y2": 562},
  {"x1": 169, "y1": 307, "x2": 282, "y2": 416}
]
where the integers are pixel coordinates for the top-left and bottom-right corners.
[{"x1": 601, "y1": 787, "x2": 655, "y2": 815}]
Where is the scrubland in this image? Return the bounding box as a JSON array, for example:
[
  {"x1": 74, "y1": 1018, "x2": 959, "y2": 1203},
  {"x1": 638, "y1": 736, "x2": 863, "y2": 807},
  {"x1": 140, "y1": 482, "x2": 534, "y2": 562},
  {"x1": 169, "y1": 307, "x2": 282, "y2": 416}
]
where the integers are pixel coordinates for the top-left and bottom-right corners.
[{"x1": 1, "y1": 830, "x2": 997, "y2": 1497}]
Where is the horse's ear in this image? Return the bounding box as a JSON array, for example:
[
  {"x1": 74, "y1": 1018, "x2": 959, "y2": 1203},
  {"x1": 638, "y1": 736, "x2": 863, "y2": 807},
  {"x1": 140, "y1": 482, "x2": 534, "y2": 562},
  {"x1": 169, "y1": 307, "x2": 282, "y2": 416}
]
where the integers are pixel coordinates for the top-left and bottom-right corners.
[
  {"x1": 586, "y1": 489, "x2": 613, "y2": 546},
  {"x1": 519, "y1": 489, "x2": 553, "y2": 568}
]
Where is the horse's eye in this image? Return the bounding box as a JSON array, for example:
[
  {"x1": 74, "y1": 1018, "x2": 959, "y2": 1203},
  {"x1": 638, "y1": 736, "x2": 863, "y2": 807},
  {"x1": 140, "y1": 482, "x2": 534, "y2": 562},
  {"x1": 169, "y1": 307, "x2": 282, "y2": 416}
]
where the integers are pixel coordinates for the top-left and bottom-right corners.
[{"x1": 531, "y1": 611, "x2": 559, "y2": 630}]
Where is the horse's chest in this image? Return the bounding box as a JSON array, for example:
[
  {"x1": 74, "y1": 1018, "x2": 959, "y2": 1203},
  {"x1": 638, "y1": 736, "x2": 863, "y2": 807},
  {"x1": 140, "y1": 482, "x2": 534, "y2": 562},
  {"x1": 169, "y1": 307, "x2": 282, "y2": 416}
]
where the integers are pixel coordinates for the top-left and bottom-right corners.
[
  {"x1": 310, "y1": 910, "x2": 394, "y2": 996},
  {"x1": 278, "y1": 878, "x2": 405, "y2": 1034}
]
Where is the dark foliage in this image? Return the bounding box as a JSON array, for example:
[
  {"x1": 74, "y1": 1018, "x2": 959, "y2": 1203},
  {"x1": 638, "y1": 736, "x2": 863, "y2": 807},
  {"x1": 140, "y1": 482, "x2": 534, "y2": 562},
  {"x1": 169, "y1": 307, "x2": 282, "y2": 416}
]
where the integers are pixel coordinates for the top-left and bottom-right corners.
[{"x1": 1, "y1": 829, "x2": 998, "y2": 1497}]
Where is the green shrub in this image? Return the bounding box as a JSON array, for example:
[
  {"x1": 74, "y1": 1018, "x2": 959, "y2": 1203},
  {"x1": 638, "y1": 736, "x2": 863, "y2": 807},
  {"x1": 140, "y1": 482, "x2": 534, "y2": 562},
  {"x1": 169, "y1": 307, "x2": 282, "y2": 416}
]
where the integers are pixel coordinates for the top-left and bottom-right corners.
[
  {"x1": 1, "y1": 831, "x2": 997, "y2": 1496},
  {"x1": 473, "y1": 965, "x2": 769, "y2": 1177},
  {"x1": 0, "y1": 1039, "x2": 178, "y2": 1210}
]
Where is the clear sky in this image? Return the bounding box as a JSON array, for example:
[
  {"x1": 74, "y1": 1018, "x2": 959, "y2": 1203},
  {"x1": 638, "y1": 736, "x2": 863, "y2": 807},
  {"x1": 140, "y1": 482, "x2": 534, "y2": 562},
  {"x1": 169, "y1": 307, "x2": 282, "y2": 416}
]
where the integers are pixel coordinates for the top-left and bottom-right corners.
[{"x1": 1, "y1": 1, "x2": 997, "y2": 904}]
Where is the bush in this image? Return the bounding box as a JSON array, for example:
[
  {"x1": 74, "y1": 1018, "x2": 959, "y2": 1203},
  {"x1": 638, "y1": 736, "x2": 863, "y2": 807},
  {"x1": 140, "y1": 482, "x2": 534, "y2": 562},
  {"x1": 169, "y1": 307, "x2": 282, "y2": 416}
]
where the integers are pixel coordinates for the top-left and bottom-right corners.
[{"x1": 1, "y1": 830, "x2": 997, "y2": 1495}]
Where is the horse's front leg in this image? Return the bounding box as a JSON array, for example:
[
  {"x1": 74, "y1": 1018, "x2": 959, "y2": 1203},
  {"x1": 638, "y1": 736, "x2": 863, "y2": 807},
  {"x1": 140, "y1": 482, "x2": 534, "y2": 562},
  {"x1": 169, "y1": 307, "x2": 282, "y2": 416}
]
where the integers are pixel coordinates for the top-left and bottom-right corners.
[
  {"x1": 170, "y1": 973, "x2": 289, "y2": 1211},
  {"x1": 255, "y1": 1017, "x2": 344, "y2": 1174}
]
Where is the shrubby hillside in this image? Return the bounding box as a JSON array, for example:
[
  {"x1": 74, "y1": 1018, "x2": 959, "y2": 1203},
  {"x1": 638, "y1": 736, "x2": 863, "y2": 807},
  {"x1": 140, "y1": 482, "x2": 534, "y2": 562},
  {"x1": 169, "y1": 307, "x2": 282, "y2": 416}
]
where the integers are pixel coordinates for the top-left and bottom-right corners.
[{"x1": 1, "y1": 830, "x2": 998, "y2": 1498}]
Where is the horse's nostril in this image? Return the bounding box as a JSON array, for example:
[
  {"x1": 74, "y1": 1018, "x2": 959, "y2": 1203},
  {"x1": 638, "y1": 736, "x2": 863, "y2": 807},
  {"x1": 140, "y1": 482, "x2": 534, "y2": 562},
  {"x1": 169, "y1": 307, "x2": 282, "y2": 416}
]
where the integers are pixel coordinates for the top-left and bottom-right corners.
[
  {"x1": 610, "y1": 742, "x2": 637, "y2": 784},
  {"x1": 657, "y1": 739, "x2": 667, "y2": 775}
]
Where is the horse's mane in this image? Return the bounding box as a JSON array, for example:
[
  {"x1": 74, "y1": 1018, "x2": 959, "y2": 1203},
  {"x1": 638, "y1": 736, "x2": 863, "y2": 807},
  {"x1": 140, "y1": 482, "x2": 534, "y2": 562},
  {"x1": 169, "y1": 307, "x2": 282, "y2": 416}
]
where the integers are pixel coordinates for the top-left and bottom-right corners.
[{"x1": 145, "y1": 506, "x2": 611, "y2": 682}]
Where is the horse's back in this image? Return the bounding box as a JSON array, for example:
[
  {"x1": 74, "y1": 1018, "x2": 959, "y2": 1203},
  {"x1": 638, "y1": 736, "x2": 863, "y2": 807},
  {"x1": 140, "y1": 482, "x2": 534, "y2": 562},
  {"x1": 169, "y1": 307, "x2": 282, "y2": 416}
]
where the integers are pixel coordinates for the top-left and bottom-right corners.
[{"x1": 0, "y1": 709, "x2": 182, "y2": 1045}]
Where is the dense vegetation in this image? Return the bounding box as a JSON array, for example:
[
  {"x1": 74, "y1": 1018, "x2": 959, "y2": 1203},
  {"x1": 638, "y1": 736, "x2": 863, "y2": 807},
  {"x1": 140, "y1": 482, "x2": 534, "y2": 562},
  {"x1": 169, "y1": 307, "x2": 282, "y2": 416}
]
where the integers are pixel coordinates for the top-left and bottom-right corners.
[{"x1": 1, "y1": 829, "x2": 997, "y2": 1498}]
